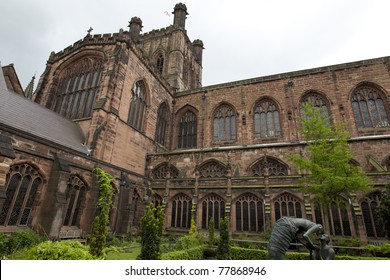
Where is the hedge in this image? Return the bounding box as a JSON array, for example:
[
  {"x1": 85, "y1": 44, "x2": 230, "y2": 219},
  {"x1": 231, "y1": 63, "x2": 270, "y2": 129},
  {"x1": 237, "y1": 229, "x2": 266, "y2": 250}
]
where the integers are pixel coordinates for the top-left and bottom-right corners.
[{"x1": 161, "y1": 245, "x2": 205, "y2": 260}]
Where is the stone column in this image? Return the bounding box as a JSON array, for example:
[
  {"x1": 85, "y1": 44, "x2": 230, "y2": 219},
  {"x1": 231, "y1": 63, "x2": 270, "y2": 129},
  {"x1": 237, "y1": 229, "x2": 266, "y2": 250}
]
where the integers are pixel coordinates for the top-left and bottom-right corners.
[{"x1": 0, "y1": 135, "x2": 16, "y2": 211}]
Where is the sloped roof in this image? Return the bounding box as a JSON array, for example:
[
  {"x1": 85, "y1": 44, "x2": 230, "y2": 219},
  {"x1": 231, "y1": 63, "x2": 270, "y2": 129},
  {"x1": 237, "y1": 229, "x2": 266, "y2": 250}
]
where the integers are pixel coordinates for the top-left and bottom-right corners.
[{"x1": 0, "y1": 65, "x2": 90, "y2": 155}]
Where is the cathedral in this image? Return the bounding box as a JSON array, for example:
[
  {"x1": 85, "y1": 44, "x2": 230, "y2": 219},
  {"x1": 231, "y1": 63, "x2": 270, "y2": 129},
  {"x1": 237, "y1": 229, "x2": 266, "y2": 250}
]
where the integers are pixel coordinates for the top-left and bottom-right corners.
[{"x1": 0, "y1": 3, "x2": 389, "y2": 244}]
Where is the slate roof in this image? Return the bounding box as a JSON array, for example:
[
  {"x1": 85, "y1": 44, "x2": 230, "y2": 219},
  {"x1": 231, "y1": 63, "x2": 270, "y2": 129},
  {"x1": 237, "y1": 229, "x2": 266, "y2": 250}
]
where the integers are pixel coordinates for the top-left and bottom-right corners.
[{"x1": 0, "y1": 65, "x2": 90, "y2": 155}]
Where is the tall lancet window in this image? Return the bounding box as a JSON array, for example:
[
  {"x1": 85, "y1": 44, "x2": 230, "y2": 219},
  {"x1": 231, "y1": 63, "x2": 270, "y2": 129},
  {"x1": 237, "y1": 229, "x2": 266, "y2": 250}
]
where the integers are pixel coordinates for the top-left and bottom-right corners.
[
  {"x1": 54, "y1": 57, "x2": 103, "y2": 120},
  {"x1": 213, "y1": 104, "x2": 236, "y2": 142},
  {"x1": 254, "y1": 98, "x2": 281, "y2": 139},
  {"x1": 0, "y1": 164, "x2": 42, "y2": 226},
  {"x1": 128, "y1": 80, "x2": 147, "y2": 131},
  {"x1": 155, "y1": 103, "x2": 169, "y2": 146},
  {"x1": 177, "y1": 110, "x2": 197, "y2": 148},
  {"x1": 352, "y1": 85, "x2": 390, "y2": 129}
]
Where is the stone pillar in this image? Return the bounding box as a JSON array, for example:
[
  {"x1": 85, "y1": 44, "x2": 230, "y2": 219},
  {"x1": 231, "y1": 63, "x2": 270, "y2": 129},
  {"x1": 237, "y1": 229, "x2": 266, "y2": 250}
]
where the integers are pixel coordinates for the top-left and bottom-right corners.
[
  {"x1": 0, "y1": 135, "x2": 16, "y2": 211},
  {"x1": 38, "y1": 154, "x2": 70, "y2": 238}
]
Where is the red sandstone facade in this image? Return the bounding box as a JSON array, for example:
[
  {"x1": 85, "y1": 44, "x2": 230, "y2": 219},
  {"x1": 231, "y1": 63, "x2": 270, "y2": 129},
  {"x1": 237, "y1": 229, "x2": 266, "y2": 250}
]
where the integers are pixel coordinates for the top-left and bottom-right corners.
[{"x1": 0, "y1": 3, "x2": 388, "y2": 244}]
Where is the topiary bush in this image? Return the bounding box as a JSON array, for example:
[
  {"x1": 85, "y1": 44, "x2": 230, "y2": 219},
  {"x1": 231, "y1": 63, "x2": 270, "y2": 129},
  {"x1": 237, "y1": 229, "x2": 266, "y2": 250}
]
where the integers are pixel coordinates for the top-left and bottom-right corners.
[
  {"x1": 216, "y1": 217, "x2": 231, "y2": 259},
  {"x1": 138, "y1": 203, "x2": 165, "y2": 260},
  {"x1": 26, "y1": 241, "x2": 95, "y2": 260}
]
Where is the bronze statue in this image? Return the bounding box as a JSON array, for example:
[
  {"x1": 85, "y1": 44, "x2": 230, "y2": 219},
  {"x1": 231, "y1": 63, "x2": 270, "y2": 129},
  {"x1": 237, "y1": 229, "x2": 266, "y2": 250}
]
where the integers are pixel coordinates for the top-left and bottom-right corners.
[
  {"x1": 268, "y1": 217, "x2": 324, "y2": 260},
  {"x1": 311, "y1": 234, "x2": 335, "y2": 260}
]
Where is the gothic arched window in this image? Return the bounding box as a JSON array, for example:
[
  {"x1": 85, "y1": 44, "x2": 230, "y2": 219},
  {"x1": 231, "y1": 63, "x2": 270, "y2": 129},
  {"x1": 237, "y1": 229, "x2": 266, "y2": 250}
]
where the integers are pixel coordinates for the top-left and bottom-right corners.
[
  {"x1": 352, "y1": 85, "x2": 390, "y2": 129},
  {"x1": 132, "y1": 190, "x2": 143, "y2": 228},
  {"x1": 128, "y1": 80, "x2": 147, "y2": 131},
  {"x1": 313, "y1": 198, "x2": 352, "y2": 236},
  {"x1": 235, "y1": 194, "x2": 264, "y2": 232},
  {"x1": 274, "y1": 194, "x2": 302, "y2": 221},
  {"x1": 199, "y1": 160, "x2": 227, "y2": 178},
  {"x1": 251, "y1": 156, "x2": 288, "y2": 176},
  {"x1": 254, "y1": 98, "x2": 281, "y2": 139},
  {"x1": 361, "y1": 191, "x2": 385, "y2": 238},
  {"x1": 300, "y1": 92, "x2": 330, "y2": 121},
  {"x1": 213, "y1": 104, "x2": 236, "y2": 142},
  {"x1": 156, "y1": 54, "x2": 164, "y2": 74},
  {"x1": 63, "y1": 175, "x2": 86, "y2": 227},
  {"x1": 201, "y1": 194, "x2": 225, "y2": 229},
  {"x1": 54, "y1": 57, "x2": 103, "y2": 120},
  {"x1": 151, "y1": 163, "x2": 179, "y2": 179},
  {"x1": 155, "y1": 103, "x2": 169, "y2": 146},
  {"x1": 0, "y1": 164, "x2": 42, "y2": 226},
  {"x1": 151, "y1": 193, "x2": 163, "y2": 208},
  {"x1": 177, "y1": 110, "x2": 197, "y2": 148},
  {"x1": 171, "y1": 194, "x2": 192, "y2": 228}
]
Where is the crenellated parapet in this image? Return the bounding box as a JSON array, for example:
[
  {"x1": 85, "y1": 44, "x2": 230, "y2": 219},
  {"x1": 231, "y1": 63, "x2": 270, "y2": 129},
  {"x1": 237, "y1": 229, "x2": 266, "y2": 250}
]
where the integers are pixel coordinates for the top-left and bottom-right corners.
[{"x1": 51, "y1": 32, "x2": 128, "y2": 62}]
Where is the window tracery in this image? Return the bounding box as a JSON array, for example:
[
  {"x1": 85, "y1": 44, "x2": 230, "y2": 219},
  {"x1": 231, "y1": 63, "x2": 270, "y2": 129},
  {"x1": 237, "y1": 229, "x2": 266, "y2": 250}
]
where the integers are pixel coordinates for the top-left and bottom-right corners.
[
  {"x1": 171, "y1": 194, "x2": 192, "y2": 228},
  {"x1": 352, "y1": 85, "x2": 390, "y2": 129},
  {"x1": 0, "y1": 164, "x2": 42, "y2": 226},
  {"x1": 361, "y1": 191, "x2": 385, "y2": 238},
  {"x1": 251, "y1": 157, "x2": 288, "y2": 176},
  {"x1": 254, "y1": 99, "x2": 281, "y2": 139},
  {"x1": 177, "y1": 110, "x2": 197, "y2": 148},
  {"x1": 199, "y1": 161, "x2": 227, "y2": 178},
  {"x1": 235, "y1": 194, "x2": 264, "y2": 232},
  {"x1": 128, "y1": 80, "x2": 147, "y2": 131},
  {"x1": 213, "y1": 104, "x2": 236, "y2": 142},
  {"x1": 54, "y1": 57, "x2": 103, "y2": 120},
  {"x1": 274, "y1": 194, "x2": 302, "y2": 220},
  {"x1": 63, "y1": 175, "x2": 86, "y2": 227},
  {"x1": 151, "y1": 163, "x2": 179, "y2": 179},
  {"x1": 201, "y1": 194, "x2": 225, "y2": 229}
]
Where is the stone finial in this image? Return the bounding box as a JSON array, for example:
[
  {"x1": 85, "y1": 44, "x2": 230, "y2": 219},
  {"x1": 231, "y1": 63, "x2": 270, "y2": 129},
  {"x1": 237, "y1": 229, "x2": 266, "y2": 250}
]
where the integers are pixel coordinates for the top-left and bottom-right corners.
[
  {"x1": 193, "y1": 39, "x2": 204, "y2": 65},
  {"x1": 173, "y1": 3, "x2": 188, "y2": 29},
  {"x1": 128, "y1": 17, "x2": 143, "y2": 41}
]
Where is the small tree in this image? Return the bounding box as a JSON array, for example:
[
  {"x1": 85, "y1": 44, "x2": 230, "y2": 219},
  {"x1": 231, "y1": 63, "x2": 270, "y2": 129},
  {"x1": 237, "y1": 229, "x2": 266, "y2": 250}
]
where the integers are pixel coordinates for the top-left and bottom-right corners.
[
  {"x1": 216, "y1": 217, "x2": 231, "y2": 259},
  {"x1": 89, "y1": 167, "x2": 115, "y2": 258},
  {"x1": 208, "y1": 219, "x2": 215, "y2": 247},
  {"x1": 376, "y1": 184, "x2": 390, "y2": 239},
  {"x1": 175, "y1": 218, "x2": 203, "y2": 250},
  {"x1": 289, "y1": 103, "x2": 371, "y2": 232},
  {"x1": 139, "y1": 203, "x2": 165, "y2": 260}
]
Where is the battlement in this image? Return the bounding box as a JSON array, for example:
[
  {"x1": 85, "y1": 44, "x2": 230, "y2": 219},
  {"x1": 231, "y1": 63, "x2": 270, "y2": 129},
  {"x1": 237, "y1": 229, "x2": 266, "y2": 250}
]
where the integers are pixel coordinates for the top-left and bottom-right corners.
[
  {"x1": 140, "y1": 26, "x2": 173, "y2": 40},
  {"x1": 53, "y1": 31, "x2": 127, "y2": 61}
]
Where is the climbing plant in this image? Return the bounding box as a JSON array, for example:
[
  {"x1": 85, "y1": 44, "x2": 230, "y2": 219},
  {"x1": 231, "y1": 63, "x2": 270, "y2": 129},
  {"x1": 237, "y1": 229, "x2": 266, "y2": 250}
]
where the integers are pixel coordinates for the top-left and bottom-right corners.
[{"x1": 89, "y1": 167, "x2": 115, "y2": 258}]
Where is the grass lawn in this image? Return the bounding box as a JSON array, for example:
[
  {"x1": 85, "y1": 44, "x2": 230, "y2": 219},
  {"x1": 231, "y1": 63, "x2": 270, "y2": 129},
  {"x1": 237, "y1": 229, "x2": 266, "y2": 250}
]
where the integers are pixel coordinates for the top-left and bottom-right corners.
[{"x1": 105, "y1": 246, "x2": 141, "y2": 260}]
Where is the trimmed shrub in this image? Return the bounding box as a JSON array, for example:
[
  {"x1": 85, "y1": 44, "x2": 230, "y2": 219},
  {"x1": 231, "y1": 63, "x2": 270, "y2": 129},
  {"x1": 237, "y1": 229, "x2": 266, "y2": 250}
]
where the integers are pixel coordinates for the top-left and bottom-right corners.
[
  {"x1": 161, "y1": 245, "x2": 205, "y2": 260},
  {"x1": 26, "y1": 240, "x2": 95, "y2": 260},
  {"x1": 231, "y1": 247, "x2": 268, "y2": 260},
  {"x1": 216, "y1": 217, "x2": 231, "y2": 259}
]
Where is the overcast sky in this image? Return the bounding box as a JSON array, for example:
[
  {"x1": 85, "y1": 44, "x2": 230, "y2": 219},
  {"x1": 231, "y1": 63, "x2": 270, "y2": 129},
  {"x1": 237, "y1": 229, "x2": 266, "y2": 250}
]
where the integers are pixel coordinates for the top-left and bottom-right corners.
[{"x1": 1, "y1": 0, "x2": 390, "y2": 90}]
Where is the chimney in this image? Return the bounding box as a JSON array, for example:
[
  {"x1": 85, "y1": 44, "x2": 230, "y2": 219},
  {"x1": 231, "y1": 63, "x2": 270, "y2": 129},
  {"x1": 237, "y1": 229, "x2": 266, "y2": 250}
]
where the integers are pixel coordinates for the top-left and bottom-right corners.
[
  {"x1": 128, "y1": 17, "x2": 143, "y2": 41},
  {"x1": 173, "y1": 3, "x2": 188, "y2": 29}
]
